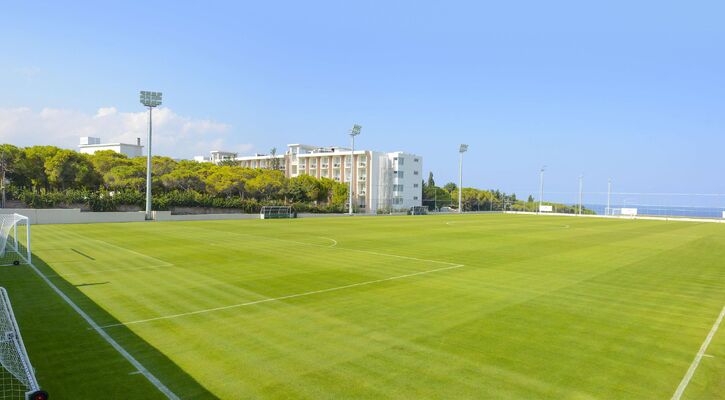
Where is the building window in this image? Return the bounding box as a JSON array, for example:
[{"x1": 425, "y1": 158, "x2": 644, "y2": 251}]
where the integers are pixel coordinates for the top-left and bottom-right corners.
[
  {"x1": 397, "y1": 171, "x2": 405, "y2": 179},
  {"x1": 413, "y1": 170, "x2": 419, "y2": 175},
  {"x1": 413, "y1": 183, "x2": 419, "y2": 188},
  {"x1": 414, "y1": 158, "x2": 419, "y2": 162},
  {"x1": 393, "y1": 197, "x2": 403, "y2": 205},
  {"x1": 394, "y1": 184, "x2": 404, "y2": 192},
  {"x1": 398, "y1": 157, "x2": 404, "y2": 165},
  {"x1": 413, "y1": 196, "x2": 419, "y2": 200}
]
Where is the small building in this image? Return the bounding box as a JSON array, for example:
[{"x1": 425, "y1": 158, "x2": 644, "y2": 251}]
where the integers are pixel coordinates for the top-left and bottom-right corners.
[{"x1": 78, "y1": 137, "x2": 144, "y2": 158}]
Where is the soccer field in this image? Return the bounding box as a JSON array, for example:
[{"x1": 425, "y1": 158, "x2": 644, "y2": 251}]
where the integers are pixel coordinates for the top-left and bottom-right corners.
[{"x1": 2, "y1": 214, "x2": 724, "y2": 399}]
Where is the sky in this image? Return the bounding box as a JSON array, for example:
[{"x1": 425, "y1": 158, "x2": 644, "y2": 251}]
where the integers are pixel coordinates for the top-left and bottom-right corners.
[{"x1": 1, "y1": 1, "x2": 723, "y2": 202}]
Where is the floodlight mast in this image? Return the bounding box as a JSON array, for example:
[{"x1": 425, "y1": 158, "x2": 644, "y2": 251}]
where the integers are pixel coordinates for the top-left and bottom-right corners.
[
  {"x1": 458, "y1": 144, "x2": 468, "y2": 213},
  {"x1": 607, "y1": 178, "x2": 612, "y2": 215},
  {"x1": 140, "y1": 91, "x2": 162, "y2": 220},
  {"x1": 538, "y1": 165, "x2": 546, "y2": 213},
  {"x1": 578, "y1": 174, "x2": 583, "y2": 215},
  {"x1": 348, "y1": 124, "x2": 362, "y2": 216}
]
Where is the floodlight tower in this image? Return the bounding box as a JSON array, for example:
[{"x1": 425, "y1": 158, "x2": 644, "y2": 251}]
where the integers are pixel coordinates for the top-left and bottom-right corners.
[
  {"x1": 348, "y1": 124, "x2": 362, "y2": 216},
  {"x1": 458, "y1": 144, "x2": 468, "y2": 213},
  {"x1": 607, "y1": 178, "x2": 612, "y2": 215},
  {"x1": 578, "y1": 174, "x2": 583, "y2": 215},
  {"x1": 140, "y1": 91, "x2": 162, "y2": 220},
  {"x1": 538, "y1": 165, "x2": 546, "y2": 213}
]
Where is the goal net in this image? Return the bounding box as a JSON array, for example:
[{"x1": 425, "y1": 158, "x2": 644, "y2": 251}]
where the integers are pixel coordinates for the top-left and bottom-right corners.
[
  {"x1": 0, "y1": 287, "x2": 47, "y2": 400},
  {"x1": 260, "y1": 206, "x2": 295, "y2": 219},
  {"x1": 408, "y1": 206, "x2": 428, "y2": 215},
  {"x1": 606, "y1": 207, "x2": 638, "y2": 217},
  {"x1": 0, "y1": 215, "x2": 31, "y2": 267}
]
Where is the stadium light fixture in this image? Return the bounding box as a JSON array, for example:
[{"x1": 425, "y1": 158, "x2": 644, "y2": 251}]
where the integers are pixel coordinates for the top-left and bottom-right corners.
[
  {"x1": 140, "y1": 91, "x2": 162, "y2": 220},
  {"x1": 348, "y1": 124, "x2": 362, "y2": 216},
  {"x1": 607, "y1": 178, "x2": 612, "y2": 215},
  {"x1": 539, "y1": 165, "x2": 546, "y2": 213},
  {"x1": 578, "y1": 174, "x2": 584, "y2": 215},
  {"x1": 458, "y1": 144, "x2": 468, "y2": 213}
]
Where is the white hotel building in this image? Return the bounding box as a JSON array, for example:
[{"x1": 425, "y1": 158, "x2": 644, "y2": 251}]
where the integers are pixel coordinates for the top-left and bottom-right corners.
[{"x1": 197, "y1": 144, "x2": 423, "y2": 213}]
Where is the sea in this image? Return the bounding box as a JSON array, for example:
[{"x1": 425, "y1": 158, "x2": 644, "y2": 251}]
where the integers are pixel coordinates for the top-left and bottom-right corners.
[{"x1": 584, "y1": 204, "x2": 725, "y2": 219}]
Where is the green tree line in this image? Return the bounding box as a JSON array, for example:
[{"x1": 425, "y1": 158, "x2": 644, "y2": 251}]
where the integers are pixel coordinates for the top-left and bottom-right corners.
[
  {"x1": 0, "y1": 144, "x2": 349, "y2": 212},
  {"x1": 422, "y1": 172, "x2": 595, "y2": 214}
]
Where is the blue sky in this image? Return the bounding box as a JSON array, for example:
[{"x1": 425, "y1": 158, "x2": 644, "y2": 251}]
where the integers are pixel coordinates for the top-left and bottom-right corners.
[{"x1": 1, "y1": 1, "x2": 723, "y2": 201}]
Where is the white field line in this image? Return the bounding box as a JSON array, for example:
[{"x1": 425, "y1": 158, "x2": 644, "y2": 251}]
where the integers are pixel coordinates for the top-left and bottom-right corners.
[
  {"x1": 25, "y1": 261, "x2": 180, "y2": 399},
  {"x1": 671, "y1": 305, "x2": 725, "y2": 400},
  {"x1": 89, "y1": 238, "x2": 173, "y2": 267},
  {"x1": 195, "y1": 226, "x2": 461, "y2": 267},
  {"x1": 101, "y1": 263, "x2": 464, "y2": 329},
  {"x1": 45, "y1": 263, "x2": 173, "y2": 278},
  {"x1": 316, "y1": 236, "x2": 338, "y2": 247}
]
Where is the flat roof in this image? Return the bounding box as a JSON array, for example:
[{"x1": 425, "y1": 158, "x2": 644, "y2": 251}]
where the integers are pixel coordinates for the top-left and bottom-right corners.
[{"x1": 78, "y1": 143, "x2": 143, "y2": 148}]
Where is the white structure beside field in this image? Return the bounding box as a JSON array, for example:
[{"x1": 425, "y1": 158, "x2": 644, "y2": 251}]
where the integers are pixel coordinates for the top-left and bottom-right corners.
[
  {"x1": 196, "y1": 144, "x2": 423, "y2": 213},
  {"x1": 78, "y1": 137, "x2": 144, "y2": 158}
]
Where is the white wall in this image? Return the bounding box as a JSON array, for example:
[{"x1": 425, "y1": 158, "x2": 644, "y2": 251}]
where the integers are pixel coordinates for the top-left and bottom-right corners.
[
  {"x1": 0, "y1": 209, "x2": 147, "y2": 224},
  {"x1": 152, "y1": 211, "x2": 258, "y2": 221}
]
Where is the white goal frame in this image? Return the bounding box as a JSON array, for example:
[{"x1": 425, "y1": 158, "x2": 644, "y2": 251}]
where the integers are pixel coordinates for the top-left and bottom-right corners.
[
  {"x1": 0, "y1": 214, "x2": 31, "y2": 267},
  {"x1": 408, "y1": 206, "x2": 428, "y2": 215},
  {"x1": 260, "y1": 206, "x2": 294, "y2": 220},
  {"x1": 0, "y1": 287, "x2": 44, "y2": 400},
  {"x1": 606, "y1": 207, "x2": 638, "y2": 217}
]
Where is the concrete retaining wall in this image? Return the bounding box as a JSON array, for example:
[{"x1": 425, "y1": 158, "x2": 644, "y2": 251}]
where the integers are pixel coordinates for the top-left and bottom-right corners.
[
  {"x1": 0, "y1": 208, "x2": 147, "y2": 224},
  {"x1": 152, "y1": 211, "x2": 258, "y2": 221}
]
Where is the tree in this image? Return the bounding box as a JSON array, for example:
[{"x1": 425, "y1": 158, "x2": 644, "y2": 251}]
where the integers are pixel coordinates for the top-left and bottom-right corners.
[
  {"x1": 0, "y1": 145, "x2": 23, "y2": 206},
  {"x1": 104, "y1": 164, "x2": 146, "y2": 191},
  {"x1": 217, "y1": 159, "x2": 240, "y2": 167},
  {"x1": 287, "y1": 175, "x2": 323, "y2": 203},
  {"x1": 160, "y1": 168, "x2": 206, "y2": 192},
  {"x1": 44, "y1": 150, "x2": 101, "y2": 190},
  {"x1": 246, "y1": 170, "x2": 285, "y2": 200},
  {"x1": 427, "y1": 172, "x2": 435, "y2": 188},
  {"x1": 443, "y1": 182, "x2": 457, "y2": 193},
  {"x1": 22, "y1": 146, "x2": 61, "y2": 191},
  {"x1": 205, "y1": 166, "x2": 251, "y2": 198},
  {"x1": 527, "y1": 195, "x2": 534, "y2": 203},
  {"x1": 269, "y1": 148, "x2": 281, "y2": 170},
  {"x1": 89, "y1": 150, "x2": 131, "y2": 176}
]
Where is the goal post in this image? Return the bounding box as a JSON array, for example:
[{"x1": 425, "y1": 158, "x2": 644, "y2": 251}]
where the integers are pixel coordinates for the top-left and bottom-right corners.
[
  {"x1": 0, "y1": 214, "x2": 31, "y2": 266},
  {"x1": 408, "y1": 206, "x2": 428, "y2": 215},
  {"x1": 0, "y1": 287, "x2": 48, "y2": 400},
  {"x1": 606, "y1": 208, "x2": 638, "y2": 217},
  {"x1": 259, "y1": 206, "x2": 295, "y2": 219}
]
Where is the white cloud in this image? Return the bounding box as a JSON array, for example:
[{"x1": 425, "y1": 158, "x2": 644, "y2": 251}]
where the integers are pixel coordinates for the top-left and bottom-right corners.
[{"x1": 0, "y1": 106, "x2": 253, "y2": 159}]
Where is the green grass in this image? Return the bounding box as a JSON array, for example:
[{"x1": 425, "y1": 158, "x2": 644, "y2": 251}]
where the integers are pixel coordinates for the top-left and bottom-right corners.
[{"x1": 2, "y1": 214, "x2": 724, "y2": 399}]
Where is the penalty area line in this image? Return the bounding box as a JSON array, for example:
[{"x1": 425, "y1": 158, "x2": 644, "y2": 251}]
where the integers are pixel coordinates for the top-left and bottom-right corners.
[
  {"x1": 671, "y1": 304, "x2": 725, "y2": 400},
  {"x1": 25, "y1": 261, "x2": 180, "y2": 400},
  {"x1": 101, "y1": 263, "x2": 465, "y2": 329}
]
